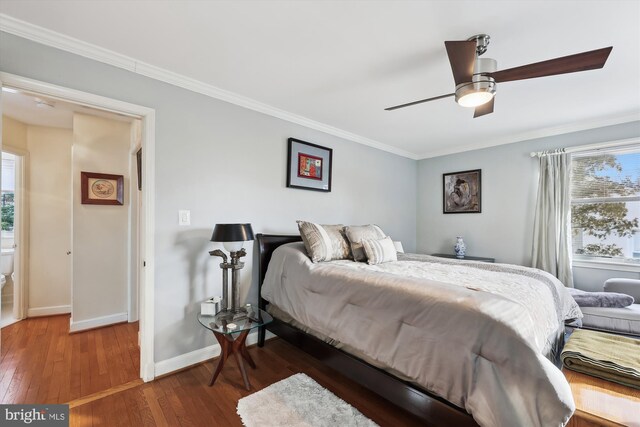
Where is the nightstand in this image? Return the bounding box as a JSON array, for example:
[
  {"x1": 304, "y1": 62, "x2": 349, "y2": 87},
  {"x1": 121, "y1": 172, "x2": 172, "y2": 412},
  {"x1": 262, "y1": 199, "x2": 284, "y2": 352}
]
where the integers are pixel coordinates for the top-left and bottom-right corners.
[
  {"x1": 198, "y1": 307, "x2": 273, "y2": 390},
  {"x1": 431, "y1": 253, "x2": 495, "y2": 263}
]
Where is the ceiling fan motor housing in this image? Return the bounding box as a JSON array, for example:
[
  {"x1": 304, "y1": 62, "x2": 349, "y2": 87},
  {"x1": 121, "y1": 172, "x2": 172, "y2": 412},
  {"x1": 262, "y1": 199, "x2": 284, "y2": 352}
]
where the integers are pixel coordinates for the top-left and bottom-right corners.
[{"x1": 455, "y1": 57, "x2": 497, "y2": 107}]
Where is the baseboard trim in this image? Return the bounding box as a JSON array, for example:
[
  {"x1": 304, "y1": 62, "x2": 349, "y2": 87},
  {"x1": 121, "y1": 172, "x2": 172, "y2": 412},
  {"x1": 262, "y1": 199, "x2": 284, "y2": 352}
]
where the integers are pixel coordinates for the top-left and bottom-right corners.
[
  {"x1": 27, "y1": 305, "x2": 71, "y2": 317},
  {"x1": 154, "y1": 330, "x2": 275, "y2": 377},
  {"x1": 69, "y1": 312, "x2": 128, "y2": 333}
]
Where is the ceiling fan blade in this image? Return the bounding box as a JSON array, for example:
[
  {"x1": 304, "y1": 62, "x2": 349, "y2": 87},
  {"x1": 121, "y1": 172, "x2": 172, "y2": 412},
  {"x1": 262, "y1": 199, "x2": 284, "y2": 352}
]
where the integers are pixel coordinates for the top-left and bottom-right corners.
[
  {"x1": 487, "y1": 47, "x2": 612, "y2": 83},
  {"x1": 385, "y1": 93, "x2": 454, "y2": 111},
  {"x1": 473, "y1": 97, "x2": 494, "y2": 118},
  {"x1": 444, "y1": 40, "x2": 477, "y2": 86}
]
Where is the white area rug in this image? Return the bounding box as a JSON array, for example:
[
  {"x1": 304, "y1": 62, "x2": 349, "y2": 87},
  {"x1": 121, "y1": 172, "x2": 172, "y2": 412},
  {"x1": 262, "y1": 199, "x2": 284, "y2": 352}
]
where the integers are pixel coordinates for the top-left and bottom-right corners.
[{"x1": 237, "y1": 373, "x2": 379, "y2": 427}]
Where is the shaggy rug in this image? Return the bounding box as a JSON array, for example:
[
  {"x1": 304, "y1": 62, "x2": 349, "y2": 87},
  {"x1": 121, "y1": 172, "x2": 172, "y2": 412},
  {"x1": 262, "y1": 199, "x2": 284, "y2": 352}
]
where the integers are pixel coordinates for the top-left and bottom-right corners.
[{"x1": 236, "y1": 373, "x2": 379, "y2": 427}]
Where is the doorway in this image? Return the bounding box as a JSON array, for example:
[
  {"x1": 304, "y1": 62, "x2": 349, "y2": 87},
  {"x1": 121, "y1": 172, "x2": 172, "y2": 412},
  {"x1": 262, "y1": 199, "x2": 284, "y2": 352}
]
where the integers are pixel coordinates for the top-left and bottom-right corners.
[
  {"x1": 0, "y1": 72, "x2": 156, "y2": 382},
  {"x1": 0, "y1": 150, "x2": 22, "y2": 328}
]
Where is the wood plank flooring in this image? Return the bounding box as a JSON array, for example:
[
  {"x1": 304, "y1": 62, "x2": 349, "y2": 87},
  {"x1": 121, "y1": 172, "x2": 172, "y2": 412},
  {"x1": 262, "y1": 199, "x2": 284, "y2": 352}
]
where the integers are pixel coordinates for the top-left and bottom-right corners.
[
  {"x1": 564, "y1": 368, "x2": 640, "y2": 427},
  {"x1": 3, "y1": 316, "x2": 639, "y2": 426},
  {"x1": 68, "y1": 338, "x2": 426, "y2": 427},
  {"x1": 0, "y1": 315, "x2": 139, "y2": 405}
]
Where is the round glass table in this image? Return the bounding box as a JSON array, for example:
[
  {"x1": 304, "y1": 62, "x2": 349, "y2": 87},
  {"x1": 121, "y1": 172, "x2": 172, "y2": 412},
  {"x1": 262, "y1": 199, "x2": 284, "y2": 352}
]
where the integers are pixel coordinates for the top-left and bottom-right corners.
[{"x1": 197, "y1": 307, "x2": 273, "y2": 390}]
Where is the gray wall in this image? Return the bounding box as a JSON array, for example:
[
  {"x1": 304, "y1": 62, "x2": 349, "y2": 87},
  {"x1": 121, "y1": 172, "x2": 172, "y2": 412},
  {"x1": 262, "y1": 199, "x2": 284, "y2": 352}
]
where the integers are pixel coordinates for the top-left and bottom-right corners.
[
  {"x1": 0, "y1": 33, "x2": 417, "y2": 362},
  {"x1": 417, "y1": 121, "x2": 640, "y2": 290}
]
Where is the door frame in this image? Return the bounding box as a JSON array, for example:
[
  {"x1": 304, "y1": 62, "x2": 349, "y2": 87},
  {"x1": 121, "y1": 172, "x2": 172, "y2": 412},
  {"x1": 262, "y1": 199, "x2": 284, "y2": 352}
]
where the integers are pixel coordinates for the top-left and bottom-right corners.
[
  {"x1": 0, "y1": 72, "x2": 157, "y2": 382},
  {"x1": 1, "y1": 146, "x2": 29, "y2": 321}
]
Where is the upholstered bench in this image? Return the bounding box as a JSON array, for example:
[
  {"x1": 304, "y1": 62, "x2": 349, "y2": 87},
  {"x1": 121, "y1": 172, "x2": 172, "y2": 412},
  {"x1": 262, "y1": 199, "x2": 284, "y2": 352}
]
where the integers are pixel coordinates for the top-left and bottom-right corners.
[{"x1": 580, "y1": 278, "x2": 640, "y2": 337}]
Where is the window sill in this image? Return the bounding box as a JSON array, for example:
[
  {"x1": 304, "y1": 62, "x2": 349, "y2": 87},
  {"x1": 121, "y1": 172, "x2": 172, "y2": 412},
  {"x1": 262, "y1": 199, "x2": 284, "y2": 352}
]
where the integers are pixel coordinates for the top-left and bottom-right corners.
[{"x1": 573, "y1": 258, "x2": 640, "y2": 272}]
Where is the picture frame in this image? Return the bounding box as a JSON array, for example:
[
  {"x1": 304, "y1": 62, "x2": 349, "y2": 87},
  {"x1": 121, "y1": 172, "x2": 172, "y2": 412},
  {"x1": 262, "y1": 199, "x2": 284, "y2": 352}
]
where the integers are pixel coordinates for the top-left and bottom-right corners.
[
  {"x1": 443, "y1": 169, "x2": 481, "y2": 214},
  {"x1": 286, "y1": 138, "x2": 333, "y2": 192},
  {"x1": 81, "y1": 171, "x2": 124, "y2": 205}
]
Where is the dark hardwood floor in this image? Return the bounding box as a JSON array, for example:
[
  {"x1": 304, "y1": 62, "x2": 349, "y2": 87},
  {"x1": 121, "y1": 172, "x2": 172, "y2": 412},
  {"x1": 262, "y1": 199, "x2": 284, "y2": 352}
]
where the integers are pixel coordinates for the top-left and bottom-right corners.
[
  {"x1": 3, "y1": 315, "x2": 637, "y2": 426},
  {"x1": 69, "y1": 338, "x2": 425, "y2": 427},
  {"x1": 0, "y1": 314, "x2": 140, "y2": 405}
]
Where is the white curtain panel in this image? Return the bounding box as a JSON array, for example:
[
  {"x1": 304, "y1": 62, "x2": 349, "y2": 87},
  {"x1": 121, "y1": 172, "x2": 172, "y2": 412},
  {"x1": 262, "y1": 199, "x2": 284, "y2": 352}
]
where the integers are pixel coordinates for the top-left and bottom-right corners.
[{"x1": 532, "y1": 153, "x2": 574, "y2": 287}]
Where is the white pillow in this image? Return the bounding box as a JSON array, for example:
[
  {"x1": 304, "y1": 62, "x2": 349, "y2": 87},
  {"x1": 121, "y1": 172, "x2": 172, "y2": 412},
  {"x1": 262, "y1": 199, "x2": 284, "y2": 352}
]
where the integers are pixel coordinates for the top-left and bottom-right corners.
[
  {"x1": 393, "y1": 241, "x2": 404, "y2": 253},
  {"x1": 344, "y1": 224, "x2": 386, "y2": 262},
  {"x1": 362, "y1": 236, "x2": 398, "y2": 265}
]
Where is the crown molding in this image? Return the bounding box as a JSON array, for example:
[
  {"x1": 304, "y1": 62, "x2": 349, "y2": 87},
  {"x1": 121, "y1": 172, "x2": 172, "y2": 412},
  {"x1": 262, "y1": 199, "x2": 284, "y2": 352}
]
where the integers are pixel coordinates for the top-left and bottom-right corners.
[
  {"x1": 0, "y1": 13, "x2": 419, "y2": 160},
  {"x1": 417, "y1": 111, "x2": 640, "y2": 159}
]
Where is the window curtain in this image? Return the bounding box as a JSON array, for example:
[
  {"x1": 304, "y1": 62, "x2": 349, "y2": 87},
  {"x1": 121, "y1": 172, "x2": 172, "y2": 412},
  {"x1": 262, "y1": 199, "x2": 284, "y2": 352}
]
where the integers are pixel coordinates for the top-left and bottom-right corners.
[{"x1": 531, "y1": 153, "x2": 574, "y2": 287}]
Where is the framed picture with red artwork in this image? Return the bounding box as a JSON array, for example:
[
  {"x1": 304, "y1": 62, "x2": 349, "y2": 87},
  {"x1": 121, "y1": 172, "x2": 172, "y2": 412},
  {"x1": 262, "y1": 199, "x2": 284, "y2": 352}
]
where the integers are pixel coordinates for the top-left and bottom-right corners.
[
  {"x1": 286, "y1": 138, "x2": 332, "y2": 192},
  {"x1": 81, "y1": 171, "x2": 124, "y2": 205}
]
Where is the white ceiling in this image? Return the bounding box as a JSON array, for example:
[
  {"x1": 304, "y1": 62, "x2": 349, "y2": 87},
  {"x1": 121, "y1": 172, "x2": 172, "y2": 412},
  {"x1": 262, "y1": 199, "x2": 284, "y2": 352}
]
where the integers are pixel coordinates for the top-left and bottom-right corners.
[
  {"x1": 2, "y1": 89, "x2": 135, "y2": 129},
  {"x1": 1, "y1": 0, "x2": 638, "y2": 158},
  {"x1": 3, "y1": 90, "x2": 74, "y2": 129}
]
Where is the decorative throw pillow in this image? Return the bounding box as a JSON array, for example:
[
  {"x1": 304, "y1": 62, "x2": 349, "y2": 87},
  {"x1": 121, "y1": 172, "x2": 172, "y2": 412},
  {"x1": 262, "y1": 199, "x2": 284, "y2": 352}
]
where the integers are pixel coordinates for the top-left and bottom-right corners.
[
  {"x1": 362, "y1": 237, "x2": 398, "y2": 265},
  {"x1": 297, "y1": 221, "x2": 352, "y2": 262},
  {"x1": 393, "y1": 241, "x2": 404, "y2": 253},
  {"x1": 344, "y1": 224, "x2": 386, "y2": 262}
]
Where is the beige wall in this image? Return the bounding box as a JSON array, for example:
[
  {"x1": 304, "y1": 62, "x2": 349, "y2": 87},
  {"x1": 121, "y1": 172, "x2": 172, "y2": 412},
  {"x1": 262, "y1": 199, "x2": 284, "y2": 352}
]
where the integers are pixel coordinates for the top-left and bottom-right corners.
[
  {"x1": 72, "y1": 113, "x2": 131, "y2": 324},
  {"x1": 27, "y1": 125, "x2": 73, "y2": 313},
  {"x1": 2, "y1": 115, "x2": 28, "y2": 151}
]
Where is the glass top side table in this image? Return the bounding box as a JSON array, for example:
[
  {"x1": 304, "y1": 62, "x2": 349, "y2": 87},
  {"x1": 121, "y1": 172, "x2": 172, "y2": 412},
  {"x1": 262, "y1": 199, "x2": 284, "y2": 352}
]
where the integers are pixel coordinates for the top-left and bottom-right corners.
[{"x1": 197, "y1": 307, "x2": 273, "y2": 390}]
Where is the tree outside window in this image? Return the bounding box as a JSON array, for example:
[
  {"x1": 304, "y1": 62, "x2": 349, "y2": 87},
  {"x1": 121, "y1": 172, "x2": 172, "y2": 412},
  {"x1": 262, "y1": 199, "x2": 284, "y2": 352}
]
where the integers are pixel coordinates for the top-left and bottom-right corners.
[{"x1": 571, "y1": 150, "x2": 640, "y2": 259}]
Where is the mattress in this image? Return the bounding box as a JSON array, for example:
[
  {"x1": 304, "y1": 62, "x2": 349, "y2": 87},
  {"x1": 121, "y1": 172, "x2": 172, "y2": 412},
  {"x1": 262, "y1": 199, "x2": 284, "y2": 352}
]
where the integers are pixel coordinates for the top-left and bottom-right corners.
[{"x1": 261, "y1": 242, "x2": 581, "y2": 427}]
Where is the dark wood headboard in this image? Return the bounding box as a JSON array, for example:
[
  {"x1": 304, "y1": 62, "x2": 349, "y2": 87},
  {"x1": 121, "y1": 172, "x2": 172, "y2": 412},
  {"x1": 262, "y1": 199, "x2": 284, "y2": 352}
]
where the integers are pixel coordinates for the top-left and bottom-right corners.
[{"x1": 256, "y1": 233, "x2": 302, "y2": 311}]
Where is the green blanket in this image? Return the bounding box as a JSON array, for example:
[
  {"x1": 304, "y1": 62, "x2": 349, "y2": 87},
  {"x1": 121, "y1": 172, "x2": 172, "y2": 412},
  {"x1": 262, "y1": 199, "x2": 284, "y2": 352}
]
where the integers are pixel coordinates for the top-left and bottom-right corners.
[{"x1": 561, "y1": 329, "x2": 640, "y2": 389}]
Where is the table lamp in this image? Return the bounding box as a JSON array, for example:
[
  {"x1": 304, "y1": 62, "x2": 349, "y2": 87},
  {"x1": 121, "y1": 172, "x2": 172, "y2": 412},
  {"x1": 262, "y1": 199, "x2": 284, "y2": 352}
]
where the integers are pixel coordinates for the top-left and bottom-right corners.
[{"x1": 209, "y1": 223, "x2": 254, "y2": 313}]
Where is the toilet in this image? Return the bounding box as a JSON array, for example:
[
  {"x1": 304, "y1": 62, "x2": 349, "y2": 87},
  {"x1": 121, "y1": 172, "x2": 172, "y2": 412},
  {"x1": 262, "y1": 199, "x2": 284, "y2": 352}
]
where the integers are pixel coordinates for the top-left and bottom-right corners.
[{"x1": 1, "y1": 249, "x2": 14, "y2": 291}]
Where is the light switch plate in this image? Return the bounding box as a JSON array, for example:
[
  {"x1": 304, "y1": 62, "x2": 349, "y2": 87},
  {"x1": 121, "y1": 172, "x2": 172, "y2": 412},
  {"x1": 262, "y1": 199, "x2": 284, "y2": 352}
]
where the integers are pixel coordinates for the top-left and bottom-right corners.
[{"x1": 178, "y1": 210, "x2": 191, "y2": 226}]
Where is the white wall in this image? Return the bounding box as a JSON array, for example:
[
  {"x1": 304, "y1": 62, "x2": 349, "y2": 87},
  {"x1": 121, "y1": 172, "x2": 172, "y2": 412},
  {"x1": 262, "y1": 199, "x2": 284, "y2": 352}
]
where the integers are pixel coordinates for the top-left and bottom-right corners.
[
  {"x1": 417, "y1": 121, "x2": 640, "y2": 290},
  {"x1": 27, "y1": 124, "x2": 73, "y2": 313},
  {"x1": 72, "y1": 113, "x2": 131, "y2": 326},
  {"x1": 2, "y1": 116, "x2": 28, "y2": 151},
  {"x1": 0, "y1": 32, "x2": 418, "y2": 363}
]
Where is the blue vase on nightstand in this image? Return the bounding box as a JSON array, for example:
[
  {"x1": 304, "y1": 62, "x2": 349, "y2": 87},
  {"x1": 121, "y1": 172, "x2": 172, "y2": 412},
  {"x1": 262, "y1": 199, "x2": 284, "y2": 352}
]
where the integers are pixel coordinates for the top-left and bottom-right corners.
[{"x1": 454, "y1": 237, "x2": 466, "y2": 258}]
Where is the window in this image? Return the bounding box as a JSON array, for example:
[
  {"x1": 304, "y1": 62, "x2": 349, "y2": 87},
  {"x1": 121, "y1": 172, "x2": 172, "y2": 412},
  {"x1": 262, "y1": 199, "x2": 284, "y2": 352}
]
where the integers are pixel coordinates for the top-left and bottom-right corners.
[{"x1": 571, "y1": 146, "x2": 640, "y2": 261}]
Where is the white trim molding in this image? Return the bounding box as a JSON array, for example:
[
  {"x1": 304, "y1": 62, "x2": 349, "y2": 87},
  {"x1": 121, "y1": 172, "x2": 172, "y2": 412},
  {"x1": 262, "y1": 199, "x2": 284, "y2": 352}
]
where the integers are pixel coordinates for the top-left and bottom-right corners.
[
  {"x1": 0, "y1": 13, "x2": 417, "y2": 160},
  {"x1": 70, "y1": 312, "x2": 128, "y2": 333},
  {"x1": 418, "y1": 112, "x2": 640, "y2": 159},
  {"x1": 27, "y1": 305, "x2": 71, "y2": 317},
  {"x1": 573, "y1": 259, "x2": 640, "y2": 273},
  {"x1": 154, "y1": 331, "x2": 275, "y2": 377}
]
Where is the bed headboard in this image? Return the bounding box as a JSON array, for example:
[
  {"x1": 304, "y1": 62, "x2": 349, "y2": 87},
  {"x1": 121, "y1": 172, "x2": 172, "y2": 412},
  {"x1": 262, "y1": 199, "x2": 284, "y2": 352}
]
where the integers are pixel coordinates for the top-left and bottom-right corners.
[{"x1": 256, "y1": 233, "x2": 302, "y2": 311}]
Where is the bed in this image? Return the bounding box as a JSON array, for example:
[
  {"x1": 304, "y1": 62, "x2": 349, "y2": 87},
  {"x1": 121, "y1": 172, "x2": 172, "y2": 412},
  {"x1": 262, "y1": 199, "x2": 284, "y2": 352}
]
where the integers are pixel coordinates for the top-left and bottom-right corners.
[{"x1": 256, "y1": 234, "x2": 581, "y2": 427}]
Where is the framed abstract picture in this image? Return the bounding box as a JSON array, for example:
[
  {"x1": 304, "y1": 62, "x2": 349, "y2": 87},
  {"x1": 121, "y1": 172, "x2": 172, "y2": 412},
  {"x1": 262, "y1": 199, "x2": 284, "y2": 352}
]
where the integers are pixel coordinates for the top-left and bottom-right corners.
[
  {"x1": 286, "y1": 138, "x2": 333, "y2": 192},
  {"x1": 443, "y1": 169, "x2": 481, "y2": 214},
  {"x1": 81, "y1": 171, "x2": 124, "y2": 205}
]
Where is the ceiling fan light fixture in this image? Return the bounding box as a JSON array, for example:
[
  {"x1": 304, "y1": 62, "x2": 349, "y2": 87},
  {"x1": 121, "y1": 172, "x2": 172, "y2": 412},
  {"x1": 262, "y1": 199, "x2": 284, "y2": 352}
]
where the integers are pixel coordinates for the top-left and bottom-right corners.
[{"x1": 455, "y1": 79, "x2": 496, "y2": 108}]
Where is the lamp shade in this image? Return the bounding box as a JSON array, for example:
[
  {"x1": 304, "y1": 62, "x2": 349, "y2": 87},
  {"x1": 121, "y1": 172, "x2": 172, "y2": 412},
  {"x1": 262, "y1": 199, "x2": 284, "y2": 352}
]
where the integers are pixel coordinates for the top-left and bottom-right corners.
[{"x1": 210, "y1": 223, "x2": 255, "y2": 242}]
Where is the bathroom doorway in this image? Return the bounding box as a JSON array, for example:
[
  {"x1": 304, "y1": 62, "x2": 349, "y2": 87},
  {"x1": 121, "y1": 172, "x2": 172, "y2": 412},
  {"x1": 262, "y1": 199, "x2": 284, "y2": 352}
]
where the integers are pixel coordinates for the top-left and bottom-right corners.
[{"x1": 0, "y1": 150, "x2": 25, "y2": 328}]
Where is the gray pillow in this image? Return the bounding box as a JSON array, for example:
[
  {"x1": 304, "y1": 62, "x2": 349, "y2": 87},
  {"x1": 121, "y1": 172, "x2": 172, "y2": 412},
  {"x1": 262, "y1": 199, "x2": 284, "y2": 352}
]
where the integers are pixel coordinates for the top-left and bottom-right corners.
[
  {"x1": 297, "y1": 221, "x2": 352, "y2": 262},
  {"x1": 344, "y1": 224, "x2": 386, "y2": 262},
  {"x1": 567, "y1": 288, "x2": 635, "y2": 308}
]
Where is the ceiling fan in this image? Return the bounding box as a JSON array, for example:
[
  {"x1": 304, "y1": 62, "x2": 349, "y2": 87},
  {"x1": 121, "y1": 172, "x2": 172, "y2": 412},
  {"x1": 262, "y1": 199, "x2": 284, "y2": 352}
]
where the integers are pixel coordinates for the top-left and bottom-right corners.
[{"x1": 385, "y1": 34, "x2": 612, "y2": 118}]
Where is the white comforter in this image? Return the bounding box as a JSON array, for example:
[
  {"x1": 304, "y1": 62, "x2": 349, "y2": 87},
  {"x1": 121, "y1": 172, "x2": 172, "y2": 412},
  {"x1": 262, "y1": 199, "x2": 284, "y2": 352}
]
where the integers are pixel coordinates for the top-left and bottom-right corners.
[{"x1": 262, "y1": 243, "x2": 582, "y2": 427}]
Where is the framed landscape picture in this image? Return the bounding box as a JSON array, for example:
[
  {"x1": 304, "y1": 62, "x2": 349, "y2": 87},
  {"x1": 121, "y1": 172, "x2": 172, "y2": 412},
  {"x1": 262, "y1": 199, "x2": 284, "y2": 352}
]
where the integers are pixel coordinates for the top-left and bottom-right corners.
[
  {"x1": 443, "y1": 169, "x2": 481, "y2": 214},
  {"x1": 286, "y1": 138, "x2": 332, "y2": 192},
  {"x1": 81, "y1": 171, "x2": 124, "y2": 205}
]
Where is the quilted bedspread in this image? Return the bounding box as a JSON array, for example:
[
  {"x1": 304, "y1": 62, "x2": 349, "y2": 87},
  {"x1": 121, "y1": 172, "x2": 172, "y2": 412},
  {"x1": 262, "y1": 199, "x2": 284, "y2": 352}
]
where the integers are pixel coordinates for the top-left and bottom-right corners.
[{"x1": 262, "y1": 243, "x2": 581, "y2": 427}]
